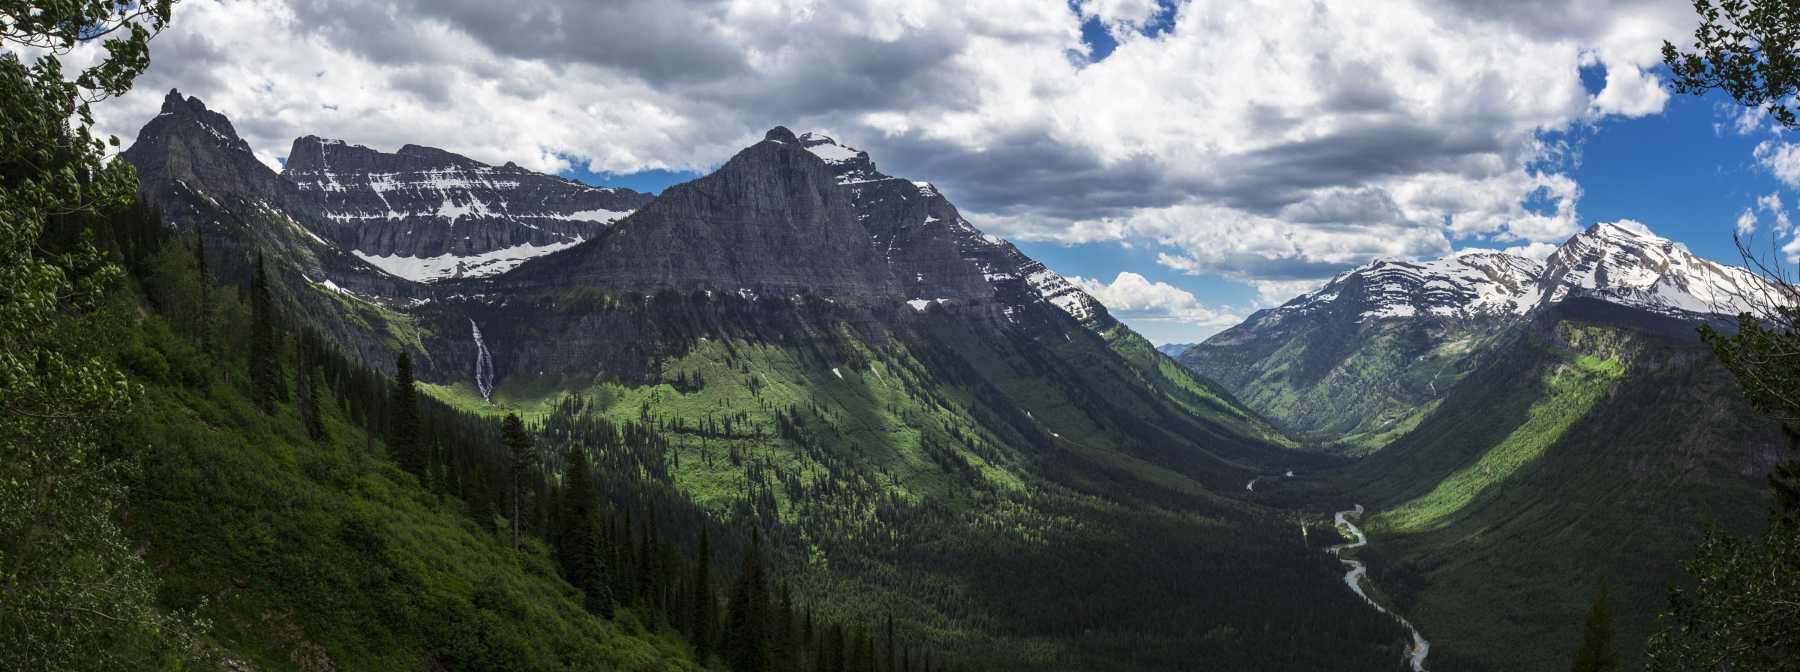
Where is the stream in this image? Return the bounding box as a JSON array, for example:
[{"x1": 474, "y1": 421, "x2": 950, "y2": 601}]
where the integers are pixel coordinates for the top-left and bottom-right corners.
[{"x1": 1328, "y1": 505, "x2": 1430, "y2": 671}]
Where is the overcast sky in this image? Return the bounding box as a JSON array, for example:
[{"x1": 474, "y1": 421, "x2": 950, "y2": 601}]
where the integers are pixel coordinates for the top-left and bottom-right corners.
[{"x1": 59, "y1": 0, "x2": 1800, "y2": 343}]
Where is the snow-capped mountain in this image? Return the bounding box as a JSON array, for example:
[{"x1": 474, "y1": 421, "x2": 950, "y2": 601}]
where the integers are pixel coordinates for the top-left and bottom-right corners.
[
  {"x1": 1180, "y1": 219, "x2": 1785, "y2": 451},
  {"x1": 1261, "y1": 221, "x2": 1780, "y2": 328},
  {"x1": 1540, "y1": 221, "x2": 1779, "y2": 317},
  {"x1": 1276, "y1": 251, "x2": 1547, "y2": 324},
  {"x1": 283, "y1": 137, "x2": 652, "y2": 283}
]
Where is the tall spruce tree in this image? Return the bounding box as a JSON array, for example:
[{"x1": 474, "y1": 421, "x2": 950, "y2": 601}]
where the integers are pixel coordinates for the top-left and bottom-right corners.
[
  {"x1": 691, "y1": 527, "x2": 718, "y2": 661},
  {"x1": 296, "y1": 338, "x2": 324, "y2": 441},
  {"x1": 249, "y1": 251, "x2": 277, "y2": 414},
  {"x1": 556, "y1": 449, "x2": 610, "y2": 616},
  {"x1": 725, "y1": 531, "x2": 771, "y2": 672},
  {"x1": 389, "y1": 352, "x2": 422, "y2": 474},
  {"x1": 193, "y1": 228, "x2": 210, "y2": 350},
  {"x1": 1571, "y1": 583, "x2": 1620, "y2": 672},
  {"x1": 502, "y1": 413, "x2": 534, "y2": 549}
]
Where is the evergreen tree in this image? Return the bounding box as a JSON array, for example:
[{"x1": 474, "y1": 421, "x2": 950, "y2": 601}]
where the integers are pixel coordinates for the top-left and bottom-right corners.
[
  {"x1": 193, "y1": 227, "x2": 210, "y2": 350},
  {"x1": 502, "y1": 413, "x2": 534, "y2": 549},
  {"x1": 389, "y1": 352, "x2": 422, "y2": 474},
  {"x1": 1571, "y1": 583, "x2": 1620, "y2": 672},
  {"x1": 249, "y1": 251, "x2": 277, "y2": 414},
  {"x1": 884, "y1": 613, "x2": 897, "y2": 672},
  {"x1": 725, "y1": 531, "x2": 771, "y2": 672},
  {"x1": 771, "y1": 583, "x2": 797, "y2": 672},
  {"x1": 691, "y1": 527, "x2": 718, "y2": 661},
  {"x1": 556, "y1": 449, "x2": 611, "y2": 616},
  {"x1": 296, "y1": 339, "x2": 324, "y2": 441}
]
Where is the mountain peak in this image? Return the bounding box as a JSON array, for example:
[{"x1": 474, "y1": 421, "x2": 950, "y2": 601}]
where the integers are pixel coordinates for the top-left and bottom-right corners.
[
  {"x1": 161, "y1": 88, "x2": 190, "y2": 112},
  {"x1": 763, "y1": 126, "x2": 799, "y2": 144}
]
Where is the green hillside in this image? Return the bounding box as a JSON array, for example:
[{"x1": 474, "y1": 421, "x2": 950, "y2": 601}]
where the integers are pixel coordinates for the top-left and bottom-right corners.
[
  {"x1": 101, "y1": 285, "x2": 705, "y2": 670},
  {"x1": 1295, "y1": 302, "x2": 1780, "y2": 671},
  {"x1": 395, "y1": 288, "x2": 1406, "y2": 670}
]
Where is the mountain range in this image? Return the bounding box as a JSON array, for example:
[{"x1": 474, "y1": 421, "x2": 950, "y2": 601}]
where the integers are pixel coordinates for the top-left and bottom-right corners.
[
  {"x1": 1177, "y1": 219, "x2": 1783, "y2": 669},
  {"x1": 117, "y1": 89, "x2": 1415, "y2": 671},
  {"x1": 1181, "y1": 221, "x2": 1781, "y2": 451},
  {"x1": 110, "y1": 87, "x2": 1784, "y2": 672}
]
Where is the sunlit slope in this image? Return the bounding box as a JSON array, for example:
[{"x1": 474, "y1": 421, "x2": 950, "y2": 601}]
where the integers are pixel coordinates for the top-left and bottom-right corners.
[
  {"x1": 1323, "y1": 299, "x2": 1781, "y2": 672},
  {"x1": 404, "y1": 292, "x2": 1417, "y2": 671}
]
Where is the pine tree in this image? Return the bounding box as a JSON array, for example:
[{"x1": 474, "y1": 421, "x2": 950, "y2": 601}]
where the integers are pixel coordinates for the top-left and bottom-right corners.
[
  {"x1": 296, "y1": 338, "x2": 324, "y2": 441},
  {"x1": 556, "y1": 449, "x2": 611, "y2": 616},
  {"x1": 502, "y1": 413, "x2": 534, "y2": 549},
  {"x1": 725, "y1": 530, "x2": 771, "y2": 672},
  {"x1": 389, "y1": 352, "x2": 422, "y2": 474},
  {"x1": 1571, "y1": 583, "x2": 1620, "y2": 672},
  {"x1": 691, "y1": 528, "x2": 718, "y2": 661},
  {"x1": 193, "y1": 228, "x2": 211, "y2": 350},
  {"x1": 771, "y1": 582, "x2": 797, "y2": 672},
  {"x1": 249, "y1": 251, "x2": 277, "y2": 414},
  {"x1": 884, "y1": 613, "x2": 897, "y2": 672}
]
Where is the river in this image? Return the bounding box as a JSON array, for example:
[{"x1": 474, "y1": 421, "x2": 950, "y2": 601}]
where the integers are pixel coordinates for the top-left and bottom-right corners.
[{"x1": 1328, "y1": 505, "x2": 1431, "y2": 672}]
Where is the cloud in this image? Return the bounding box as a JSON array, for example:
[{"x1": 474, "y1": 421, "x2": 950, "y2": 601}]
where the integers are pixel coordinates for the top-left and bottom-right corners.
[
  {"x1": 1755, "y1": 140, "x2": 1800, "y2": 189},
  {"x1": 1758, "y1": 192, "x2": 1791, "y2": 235},
  {"x1": 1249, "y1": 278, "x2": 1329, "y2": 306},
  {"x1": 1587, "y1": 59, "x2": 1670, "y2": 118},
  {"x1": 1737, "y1": 208, "x2": 1759, "y2": 237},
  {"x1": 1501, "y1": 241, "x2": 1561, "y2": 262},
  {"x1": 1070, "y1": 272, "x2": 1242, "y2": 330},
  {"x1": 1604, "y1": 218, "x2": 1656, "y2": 238},
  {"x1": 66, "y1": 0, "x2": 1690, "y2": 291}
]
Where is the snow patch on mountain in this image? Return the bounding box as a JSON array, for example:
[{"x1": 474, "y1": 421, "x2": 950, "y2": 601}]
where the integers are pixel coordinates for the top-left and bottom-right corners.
[{"x1": 354, "y1": 238, "x2": 585, "y2": 283}]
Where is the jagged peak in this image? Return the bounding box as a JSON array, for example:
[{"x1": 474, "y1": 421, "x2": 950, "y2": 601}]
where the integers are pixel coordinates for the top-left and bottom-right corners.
[
  {"x1": 763, "y1": 126, "x2": 798, "y2": 144},
  {"x1": 160, "y1": 88, "x2": 193, "y2": 112}
]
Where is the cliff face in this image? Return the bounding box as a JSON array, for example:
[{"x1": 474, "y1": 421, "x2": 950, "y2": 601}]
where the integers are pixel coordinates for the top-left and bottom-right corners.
[
  {"x1": 502, "y1": 127, "x2": 901, "y2": 299},
  {"x1": 283, "y1": 137, "x2": 650, "y2": 282}
]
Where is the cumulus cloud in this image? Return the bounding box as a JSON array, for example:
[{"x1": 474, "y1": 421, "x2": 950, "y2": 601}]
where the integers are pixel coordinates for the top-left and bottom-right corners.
[
  {"x1": 1501, "y1": 241, "x2": 1561, "y2": 262},
  {"x1": 1756, "y1": 140, "x2": 1800, "y2": 189},
  {"x1": 61, "y1": 0, "x2": 1692, "y2": 294},
  {"x1": 1070, "y1": 272, "x2": 1242, "y2": 331},
  {"x1": 1737, "y1": 208, "x2": 1759, "y2": 237},
  {"x1": 1758, "y1": 192, "x2": 1792, "y2": 235}
]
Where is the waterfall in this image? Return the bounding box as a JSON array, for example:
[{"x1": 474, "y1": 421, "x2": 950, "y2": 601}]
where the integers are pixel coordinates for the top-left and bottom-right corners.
[{"x1": 471, "y1": 319, "x2": 494, "y2": 403}]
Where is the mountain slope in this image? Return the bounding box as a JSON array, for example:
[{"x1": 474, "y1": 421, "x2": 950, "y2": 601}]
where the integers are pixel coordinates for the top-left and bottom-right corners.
[
  {"x1": 500, "y1": 127, "x2": 899, "y2": 299},
  {"x1": 1181, "y1": 251, "x2": 1541, "y2": 451},
  {"x1": 1294, "y1": 299, "x2": 1783, "y2": 672},
  {"x1": 1181, "y1": 223, "x2": 1784, "y2": 453},
  {"x1": 121, "y1": 89, "x2": 428, "y2": 370},
  {"x1": 130, "y1": 104, "x2": 1414, "y2": 670},
  {"x1": 92, "y1": 269, "x2": 702, "y2": 671}
]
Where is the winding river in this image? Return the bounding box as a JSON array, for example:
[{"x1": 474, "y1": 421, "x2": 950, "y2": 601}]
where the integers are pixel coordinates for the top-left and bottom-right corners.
[{"x1": 1328, "y1": 505, "x2": 1431, "y2": 671}]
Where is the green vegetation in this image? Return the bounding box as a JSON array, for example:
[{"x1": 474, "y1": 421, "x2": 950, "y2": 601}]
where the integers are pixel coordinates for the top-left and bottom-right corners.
[
  {"x1": 1377, "y1": 344, "x2": 1622, "y2": 533},
  {"x1": 1310, "y1": 312, "x2": 1779, "y2": 672},
  {"x1": 392, "y1": 288, "x2": 1412, "y2": 670},
  {"x1": 1570, "y1": 585, "x2": 1620, "y2": 672},
  {"x1": 0, "y1": 2, "x2": 202, "y2": 668},
  {"x1": 1663, "y1": 0, "x2": 1800, "y2": 127},
  {"x1": 116, "y1": 305, "x2": 701, "y2": 670},
  {"x1": 1191, "y1": 315, "x2": 1515, "y2": 455}
]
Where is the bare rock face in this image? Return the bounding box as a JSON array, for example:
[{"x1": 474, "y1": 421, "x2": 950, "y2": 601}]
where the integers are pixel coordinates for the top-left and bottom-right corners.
[
  {"x1": 795, "y1": 132, "x2": 1110, "y2": 324},
  {"x1": 504, "y1": 127, "x2": 901, "y2": 299},
  {"x1": 283, "y1": 137, "x2": 651, "y2": 282}
]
